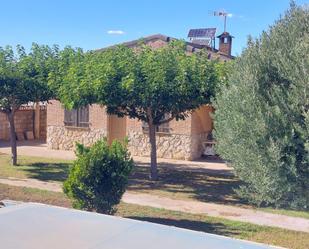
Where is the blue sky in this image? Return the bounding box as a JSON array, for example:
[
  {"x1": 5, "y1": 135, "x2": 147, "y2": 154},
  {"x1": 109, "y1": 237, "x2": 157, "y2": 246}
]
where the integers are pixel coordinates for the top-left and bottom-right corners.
[{"x1": 0, "y1": 0, "x2": 308, "y2": 55}]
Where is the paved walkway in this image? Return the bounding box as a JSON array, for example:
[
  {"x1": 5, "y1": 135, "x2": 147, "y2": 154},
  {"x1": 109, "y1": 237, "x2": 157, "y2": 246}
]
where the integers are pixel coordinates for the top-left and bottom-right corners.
[
  {"x1": 1, "y1": 177, "x2": 308, "y2": 233},
  {"x1": 0, "y1": 140, "x2": 76, "y2": 160}
]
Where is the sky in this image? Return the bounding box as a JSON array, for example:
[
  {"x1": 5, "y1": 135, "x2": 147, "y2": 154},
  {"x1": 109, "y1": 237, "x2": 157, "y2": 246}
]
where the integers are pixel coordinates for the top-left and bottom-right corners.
[{"x1": 0, "y1": 0, "x2": 308, "y2": 56}]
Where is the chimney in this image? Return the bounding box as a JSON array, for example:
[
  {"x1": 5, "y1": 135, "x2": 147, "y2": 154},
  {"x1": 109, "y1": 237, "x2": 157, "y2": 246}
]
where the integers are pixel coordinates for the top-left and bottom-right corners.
[{"x1": 217, "y1": 32, "x2": 233, "y2": 56}]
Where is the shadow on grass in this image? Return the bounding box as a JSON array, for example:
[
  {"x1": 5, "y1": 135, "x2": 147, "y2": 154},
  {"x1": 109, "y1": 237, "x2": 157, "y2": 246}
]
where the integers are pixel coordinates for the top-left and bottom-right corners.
[
  {"x1": 126, "y1": 216, "x2": 246, "y2": 237},
  {"x1": 14, "y1": 155, "x2": 245, "y2": 206},
  {"x1": 128, "y1": 162, "x2": 245, "y2": 206},
  {"x1": 22, "y1": 162, "x2": 71, "y2": 182}
]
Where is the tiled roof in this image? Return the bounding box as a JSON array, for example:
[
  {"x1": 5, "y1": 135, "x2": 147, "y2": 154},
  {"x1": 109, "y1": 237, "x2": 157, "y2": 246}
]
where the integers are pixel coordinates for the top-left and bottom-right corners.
[{"x1": 96, "y1": 34, "x2": 234, "y2": 60}]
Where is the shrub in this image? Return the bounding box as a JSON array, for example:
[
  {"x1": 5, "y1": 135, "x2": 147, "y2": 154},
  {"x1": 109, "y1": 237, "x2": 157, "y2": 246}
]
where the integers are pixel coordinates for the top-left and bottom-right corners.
[
  {"x1": 214, "y1": 3, "x2": 309, "y2": 209},
  {"x1": 63, "y1": 139, "x2": 134, "y2": 214}
]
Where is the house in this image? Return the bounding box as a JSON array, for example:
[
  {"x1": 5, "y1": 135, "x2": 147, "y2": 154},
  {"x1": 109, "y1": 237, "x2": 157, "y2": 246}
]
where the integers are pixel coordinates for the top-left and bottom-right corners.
[{"x1": 47, "y1": 32, "x2": 234, "y2": 160}]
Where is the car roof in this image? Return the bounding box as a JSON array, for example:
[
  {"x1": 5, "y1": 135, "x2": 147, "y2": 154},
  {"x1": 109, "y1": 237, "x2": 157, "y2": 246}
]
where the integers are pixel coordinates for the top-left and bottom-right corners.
[{"x1": 0, "y1": 202, "x2": 281, "y2": 249}]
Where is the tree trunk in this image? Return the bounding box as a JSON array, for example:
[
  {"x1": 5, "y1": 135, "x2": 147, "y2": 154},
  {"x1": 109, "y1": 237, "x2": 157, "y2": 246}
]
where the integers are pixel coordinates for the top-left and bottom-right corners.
[
  {"x1": 148, "y1": 122, "x2": 158, "y2": 181},
  {"x1": 7, "y1": 111, "x2": 17, "y2": 166}
]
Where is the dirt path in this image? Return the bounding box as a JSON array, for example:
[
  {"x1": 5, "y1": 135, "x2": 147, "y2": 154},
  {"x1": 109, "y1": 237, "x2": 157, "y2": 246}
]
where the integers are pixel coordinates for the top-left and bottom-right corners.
[{"x1": 0, "y1": 177, "x2": 308, "y2": 233}]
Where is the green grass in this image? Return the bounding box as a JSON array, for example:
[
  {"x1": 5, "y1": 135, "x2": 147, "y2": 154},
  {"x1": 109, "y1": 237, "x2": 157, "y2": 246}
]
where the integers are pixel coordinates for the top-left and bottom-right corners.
[
  {"x1": 128, "y1": 161, "x2": 242, "y2": 206},
  {"x1": 0, "y1": 182, "x2": 71, "y2": 207},
  {"x1": 0, "y1": 183, "x2": 308, "y2": 249},
  {"x1": 260, "y1": 208, "x2": 309, "y2": 220},
  {"x1": 0, "y1": 154, "x2": 71, "y2": 182},
  {"x1": 0, "y1": 154, "x2": 241, "y2": 205},
  {"x1": 0, "y1": 154, "x2": 308, "y2": 220}
]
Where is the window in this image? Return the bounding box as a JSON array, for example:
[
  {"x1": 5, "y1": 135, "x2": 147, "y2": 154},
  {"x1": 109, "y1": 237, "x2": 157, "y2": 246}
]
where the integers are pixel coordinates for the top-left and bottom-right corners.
[
  {"x1": 64, "y1": 106, "x2": 89, "y2": 128},
  {"x1": 142, "y1": 114, "x2": 171, "y2": 133},
  {"x1": 157, "y1": 121, "x2": 170, "y2": 133}
]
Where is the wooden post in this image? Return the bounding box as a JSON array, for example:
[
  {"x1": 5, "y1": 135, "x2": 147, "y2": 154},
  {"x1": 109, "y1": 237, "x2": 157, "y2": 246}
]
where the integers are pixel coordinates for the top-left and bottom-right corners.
[{"x1": 34, "y1": 102, "x2": 40, "y2": 139}]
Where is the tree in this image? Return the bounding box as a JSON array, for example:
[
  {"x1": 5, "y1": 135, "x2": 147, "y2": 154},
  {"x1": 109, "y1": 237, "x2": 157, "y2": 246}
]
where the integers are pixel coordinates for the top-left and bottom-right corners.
[
  {"x1": 214, "y1": 2, "x2": 309, "y2": 209},
  {"x1": 63, "y1": 139, "x2": 134, "y2": 214},
  {"x1": 52, "y1": 41, "x2": 221, "y2": 180},
  {"x1": 0, "y1": 44, "x2": 57, "y2": 165}
]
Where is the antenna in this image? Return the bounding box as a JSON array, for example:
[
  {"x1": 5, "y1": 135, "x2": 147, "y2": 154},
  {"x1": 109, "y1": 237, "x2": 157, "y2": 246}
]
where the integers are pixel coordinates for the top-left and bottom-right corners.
[{"x1": 213, "y1": 11, "x2": 231, "y2": 32}]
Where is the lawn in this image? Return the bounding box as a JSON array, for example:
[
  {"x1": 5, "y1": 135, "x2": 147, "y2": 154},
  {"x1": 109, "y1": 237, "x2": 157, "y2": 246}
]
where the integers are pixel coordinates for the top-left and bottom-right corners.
[
  {"x1": 0, "y1": 154, "x2": 241, "y2": 204},
  {"x1": 0, "y1": 183, "x2": 308, "y2": 249},
  {"x1": 1, "y1": 154, "x2": 308, "y2": 219},
  {"x1": 0, "y1": 154, "x2": 71, "y2": 182}
]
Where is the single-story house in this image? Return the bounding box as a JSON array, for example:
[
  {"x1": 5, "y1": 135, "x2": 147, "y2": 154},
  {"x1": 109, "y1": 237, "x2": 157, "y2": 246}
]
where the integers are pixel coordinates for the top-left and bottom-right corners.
[{"x1": 47, "y1": 32, "x2": 234, "y2": 160}]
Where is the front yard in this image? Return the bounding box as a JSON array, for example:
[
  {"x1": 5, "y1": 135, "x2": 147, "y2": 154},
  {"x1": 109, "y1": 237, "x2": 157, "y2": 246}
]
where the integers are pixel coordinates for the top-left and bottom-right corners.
[
  {"x1": 1, "y1": 154, "x2": 308, "y2": 219},
  {"x1": 0, "y1": 154, "x2": 241, "y2": 205}
]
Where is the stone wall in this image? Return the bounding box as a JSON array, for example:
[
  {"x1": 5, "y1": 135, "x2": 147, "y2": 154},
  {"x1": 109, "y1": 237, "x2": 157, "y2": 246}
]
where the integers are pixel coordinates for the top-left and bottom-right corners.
[
  {"x1": 128, "y1": 131, "x2": 192, "y2": 160},
  {"x1": 47, "y1": 126, "x2": 107, "y2": 150}
]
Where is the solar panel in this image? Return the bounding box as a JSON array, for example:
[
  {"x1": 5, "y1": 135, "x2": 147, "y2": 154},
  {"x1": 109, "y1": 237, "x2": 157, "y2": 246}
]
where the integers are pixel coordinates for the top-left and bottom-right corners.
[{"x1": 188, "y1": 28, "x2": 216, "y2": 39}]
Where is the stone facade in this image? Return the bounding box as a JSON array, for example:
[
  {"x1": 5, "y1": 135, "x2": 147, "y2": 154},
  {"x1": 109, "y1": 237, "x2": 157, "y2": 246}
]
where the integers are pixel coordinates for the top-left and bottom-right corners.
[
  {"x1": 46, "y1": 101, "x2": 214, "y2": 160},
  {"x1": 47, "y1": 126, "x2": 106, "y2": 150},
  {"x1": 128, "y1": 131, "x2": 192, "y2": 160}
]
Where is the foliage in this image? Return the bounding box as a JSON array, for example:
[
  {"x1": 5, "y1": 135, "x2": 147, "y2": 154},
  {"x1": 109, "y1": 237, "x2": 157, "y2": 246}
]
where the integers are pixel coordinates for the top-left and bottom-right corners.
[
  {"x1": 63, "y1": 139, "x2": 134, "y2": 214},
  {"x1": 0, "y1": 44, "x2": 58, "y2": 165},
  {"x1": 48, "y1": 46, "x2": 96, "y2": 107},
  {"x1": 214, "y1": 2, "x2": 309, "y2": 209},
  {"x1": 51, "y1": 41, "x2": 224, "y2": 179},
  {"x1": 0, "y1": 44, "x2": 58, "y2": 111}
]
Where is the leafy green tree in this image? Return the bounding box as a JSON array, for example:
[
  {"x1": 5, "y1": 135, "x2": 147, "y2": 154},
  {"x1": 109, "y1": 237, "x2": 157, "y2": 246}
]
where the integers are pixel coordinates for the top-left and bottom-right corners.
[
  {"x1": 0, "y1": 44, "x2": 57, "y2": 165},
  {"x1": 52, "y1": 41, "x2": 221, "y2": 180},
  {"x1": 63, "y1": 139, "x2": 134, "y2": 214},
  {"x1": 214, "y1": 2, "x2": 309, "y2": 209}
]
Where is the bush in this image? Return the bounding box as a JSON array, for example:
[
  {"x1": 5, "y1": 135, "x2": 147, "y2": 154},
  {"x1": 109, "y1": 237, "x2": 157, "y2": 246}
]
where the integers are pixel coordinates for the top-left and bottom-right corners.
[
  {"x1": 214, "y1": 3, "x2": 309, "y2": 209},
  {"x1": 63, "y1": 139, "x2": 134, "y2": 214}
]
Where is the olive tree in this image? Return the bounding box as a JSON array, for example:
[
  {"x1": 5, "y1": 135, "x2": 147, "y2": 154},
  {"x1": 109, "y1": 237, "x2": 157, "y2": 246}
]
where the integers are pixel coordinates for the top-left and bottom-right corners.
[
  {"x1": 214, "y1": 2, "x2": 309, "y2": 209},
  {"x1": 0, "y1": 44, "x2": 57, "y2": 165}
]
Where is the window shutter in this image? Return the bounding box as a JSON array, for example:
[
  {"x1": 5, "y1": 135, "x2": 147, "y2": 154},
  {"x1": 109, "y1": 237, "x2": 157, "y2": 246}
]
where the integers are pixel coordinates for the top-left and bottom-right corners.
[
  {"x1": 64, "y1": 109, "x2": 77, "y2": 127},
  {"x1": 78, "y1": 106, "x2": 89, "y2": 127}
]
